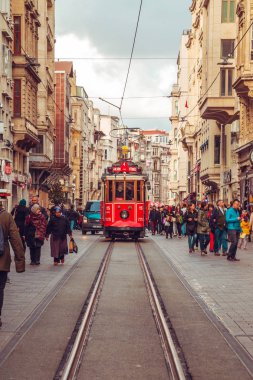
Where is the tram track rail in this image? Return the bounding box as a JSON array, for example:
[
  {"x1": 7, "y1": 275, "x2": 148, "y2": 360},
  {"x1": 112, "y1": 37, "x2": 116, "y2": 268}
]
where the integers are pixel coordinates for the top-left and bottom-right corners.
[
  {"x1": 54, "y1": 241, "x2": 114, "y2": 380},
  {"x1": 54, "y1": 240, "x2": 189, "y2": 380},
  {"x1": 136, "y1": 242, "x2": 187, "y2": 380}
]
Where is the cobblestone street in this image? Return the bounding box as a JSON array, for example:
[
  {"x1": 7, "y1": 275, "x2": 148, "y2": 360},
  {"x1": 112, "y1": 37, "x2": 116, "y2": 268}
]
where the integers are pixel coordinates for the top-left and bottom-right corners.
[{"x1": 151, "y1": 233, "x2": 253, "y2": 360}]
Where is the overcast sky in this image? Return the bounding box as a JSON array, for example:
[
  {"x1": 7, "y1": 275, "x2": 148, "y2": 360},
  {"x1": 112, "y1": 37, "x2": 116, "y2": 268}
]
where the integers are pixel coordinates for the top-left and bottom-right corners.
[{"x1": 55, "y1": 1, "x2": 191, "y2": 131}]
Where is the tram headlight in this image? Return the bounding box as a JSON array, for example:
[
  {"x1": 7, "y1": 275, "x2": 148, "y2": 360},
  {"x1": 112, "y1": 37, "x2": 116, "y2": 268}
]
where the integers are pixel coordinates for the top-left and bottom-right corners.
[
  {"x1": 120, "y1": 210, "x2": 129, "y2": 219},
  {"x1": 83, "y1": 216, "x2": 88, "y2": 224}
]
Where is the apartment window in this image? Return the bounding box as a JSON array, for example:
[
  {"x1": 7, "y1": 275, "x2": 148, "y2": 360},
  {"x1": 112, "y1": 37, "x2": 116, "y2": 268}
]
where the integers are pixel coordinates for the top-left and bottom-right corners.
[
  {"x1": 2, "y1": 45, "x2": 12, "y2": 77},
  {"x1": 74, "y1": 144, "x2": 78, "y2": 158},
  {"x1": 14, "y1": 16, "x2": 21, "y2": 54},
  {"x1": 221, "y1": 39, "x2": 235, "y2": 59},
  {"x1": 220, "y1": 69, "x2": 233, "y2": 96},
  {"x1": 221, "y1": 0, "x2": 235, "y2": 23},
  {"x1": 13, "y1": 79, "x2": 21, "y2": 117},
  {"x1": 104, "y1": 149, "x2": 107, "y2": 160},
  {"x1": 32, "y1": 135, "x2": 44, "y2": 154},
  {"x1": 214, "y1": 135, "x2": 221, "y2": 165}
]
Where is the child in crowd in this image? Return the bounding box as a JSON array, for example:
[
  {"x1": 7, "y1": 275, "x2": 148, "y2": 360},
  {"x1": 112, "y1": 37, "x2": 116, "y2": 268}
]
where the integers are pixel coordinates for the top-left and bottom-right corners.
[{"x1": 238, "y1": 211, "x2": 251, "y2": 250}]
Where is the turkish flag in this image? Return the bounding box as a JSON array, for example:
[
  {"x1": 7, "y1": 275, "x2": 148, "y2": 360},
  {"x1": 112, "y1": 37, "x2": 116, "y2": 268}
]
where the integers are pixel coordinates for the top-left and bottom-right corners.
[{"x1": 185, "y1": 100, "x2": 189, "y2": 109}]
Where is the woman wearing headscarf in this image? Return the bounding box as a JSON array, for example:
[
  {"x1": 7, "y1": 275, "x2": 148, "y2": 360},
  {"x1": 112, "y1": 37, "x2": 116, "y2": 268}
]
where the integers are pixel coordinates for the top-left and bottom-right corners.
[
  {"x1": 46, "y1": 206, "x2": 72, "y2": 266},
  {"x1": 24, "y1": 204, "x2": 47, "y2": 265},
  {"x1": 11, "y1": 199, "x2": 29, "y2": 250}
]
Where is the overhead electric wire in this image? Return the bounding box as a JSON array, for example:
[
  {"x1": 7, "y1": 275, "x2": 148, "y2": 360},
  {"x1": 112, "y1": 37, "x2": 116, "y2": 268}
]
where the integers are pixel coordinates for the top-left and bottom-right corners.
[{"x1": 119, "y1": 0, "x2": 143, "y2": 111}]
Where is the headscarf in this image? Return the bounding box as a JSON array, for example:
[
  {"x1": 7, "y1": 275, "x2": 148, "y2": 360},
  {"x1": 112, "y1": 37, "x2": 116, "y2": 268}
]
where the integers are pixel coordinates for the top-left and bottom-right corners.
[
  {"x1": 19, "y1": 199, "x2": 26, "y2": 206},
  {"x1": 31, "y1": 204, "x2": 40, "y2": 214}
]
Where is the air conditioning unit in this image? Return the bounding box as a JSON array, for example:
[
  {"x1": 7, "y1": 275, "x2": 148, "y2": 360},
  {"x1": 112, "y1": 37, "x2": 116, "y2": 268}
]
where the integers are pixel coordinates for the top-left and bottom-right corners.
[{"x1": 231, "y1": 120, "x2": 240, "y2": 133}]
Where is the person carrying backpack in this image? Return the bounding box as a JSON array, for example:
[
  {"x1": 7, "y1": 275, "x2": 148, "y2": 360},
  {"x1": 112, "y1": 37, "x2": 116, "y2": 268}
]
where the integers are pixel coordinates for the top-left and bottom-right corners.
[{"x1": 0, "y1": 202, "x2": 25, "y2": 327}]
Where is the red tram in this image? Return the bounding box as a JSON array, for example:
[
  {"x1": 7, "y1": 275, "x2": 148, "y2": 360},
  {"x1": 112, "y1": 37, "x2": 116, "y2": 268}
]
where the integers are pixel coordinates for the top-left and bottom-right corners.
[{"x1": 101, "y1": 160, "x2": 149, "y2": 240}]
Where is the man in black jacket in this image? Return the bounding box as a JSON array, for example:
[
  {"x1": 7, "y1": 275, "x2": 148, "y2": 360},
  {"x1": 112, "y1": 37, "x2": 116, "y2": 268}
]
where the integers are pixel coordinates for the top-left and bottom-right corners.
[
  {"x1": 210, "y1": 199, "x2": 228, "y2": 256},
  {"x1": 149, "y1": 206, "x2": 160, "y2": 235}
]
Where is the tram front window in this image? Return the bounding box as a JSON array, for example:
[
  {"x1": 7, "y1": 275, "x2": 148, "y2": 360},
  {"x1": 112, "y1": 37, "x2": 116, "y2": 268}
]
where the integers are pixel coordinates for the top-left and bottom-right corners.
[
  {"x1": 126, "y1": 182, "x2": 134, "y2": 200},
  {"x1": 115, "y1": 182, "x2": 124, "y2": 200}
]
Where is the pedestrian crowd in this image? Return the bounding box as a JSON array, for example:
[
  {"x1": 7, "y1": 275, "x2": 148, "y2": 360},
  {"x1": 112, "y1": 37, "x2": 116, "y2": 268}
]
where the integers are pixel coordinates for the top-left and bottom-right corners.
[
  {"x1": 149, "y1": 199, "x2": 253, "y2": 262},
  {"x1": 0, "y1": 196, "x2": 82, "y2": 327}
]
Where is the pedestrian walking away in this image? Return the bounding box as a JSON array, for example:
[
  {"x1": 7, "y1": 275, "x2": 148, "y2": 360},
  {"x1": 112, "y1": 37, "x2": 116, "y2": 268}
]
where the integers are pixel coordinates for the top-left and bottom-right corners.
[
  {"x1": 24, "y1": 204, "x2": 47, "y2": 265},
  {"x1": 46, "y1": 206, "x2": 72, "y2": 265},
  {"x1": 66, "y1": 205, "x2": 79, "y2": 231},
  {"x1": 149, "y1": 206, "x2": 160, "y2": 235},
  {"x1": 0, "y1": 202, "x2": 25, "y2": 327},
  {"x1": 197, "y1": 202, "x2": 210, "y2": 256},
  {"x1": 226, "y1": 199, "x2": 242, "y2": 262},
  {"x1": 211, "y1": 199, "x2": 228, "y2": 256},
  {"x1": 11, "y1": 199, "x2": 29, "y2": 250}
]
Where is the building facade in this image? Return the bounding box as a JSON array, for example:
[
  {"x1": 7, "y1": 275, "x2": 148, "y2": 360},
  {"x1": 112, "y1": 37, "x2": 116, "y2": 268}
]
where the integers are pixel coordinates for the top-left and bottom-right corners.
[
  {"x1": 172, "y1": 0, "x2": 240, "y2": 205},
  {"x1": 52, "y1": 61, "x2": 73, "y2": 202},
  {"x1": 234, "y1": 0, "x2": 253, "y2": 209},
  {"x1": 29, "y1": 0, "x2": 55, "y2": 207},
  {"x1": 140, "y1": 130, "x2": 171, "y2": 204},
  {"x1": 12, "y1": 0, "x2": 41, "y2": 205},
  {"x1": 0, "y1": 0, "x2": 13, "y2": 210}
]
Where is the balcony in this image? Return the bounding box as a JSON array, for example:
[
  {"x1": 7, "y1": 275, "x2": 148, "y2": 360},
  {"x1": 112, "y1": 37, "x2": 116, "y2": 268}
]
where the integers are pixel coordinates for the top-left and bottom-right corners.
[
  {"x1": 233, "y1": 74, "x2": 253, "y2": 98},
  {"x1": 180, "y1": 123, "x2": 196, "y2": 150},
  {"x1": 169, "y1": 181, "x2": 178, "y2": 192},
  {"x1": 47, "y1": 23, "x2": 54, "y2": 51},
  {"x1": 12, "y1": 119, "x2": 40, "y2": 151},
  {"x1": 199, "y1": 96, "x2": 238, "y2": 124},
  {"x1": 200, "y1": 166, "x2": 220, "y2": 187},
  {"x1": 2, "y1": 26, "x2": 13, "y2": 42}
]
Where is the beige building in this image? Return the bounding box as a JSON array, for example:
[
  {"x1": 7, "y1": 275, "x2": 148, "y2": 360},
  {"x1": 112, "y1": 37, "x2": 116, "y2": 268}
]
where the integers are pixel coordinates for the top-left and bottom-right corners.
[
  {"x1": 29, "y1": 0, "x2": 55, "y2": 207},
  {"x1": 170, "y1": 31, "x2": 189, "y2": 205},
  {"x1": 0, "y1": 0, "x2": 13, "y2": 210},
  {"x1": 234, "y1": 0, "x2": 253, "y2": 208},
  {"x1": 12, "y1": 0, "x2": 41, "y2": 205},
  {"x1": 198, "y1": 0, "x2": 238, "y2": 204},
  {"x1": 70, "y1": 76, "x2": 89, "y2": 208},
  {"x1": 140, "y1": 130, "x2": 171, "y2": 204},
  {"x1": 173, "y1": 0, "x2": 239, "y2": 205}
]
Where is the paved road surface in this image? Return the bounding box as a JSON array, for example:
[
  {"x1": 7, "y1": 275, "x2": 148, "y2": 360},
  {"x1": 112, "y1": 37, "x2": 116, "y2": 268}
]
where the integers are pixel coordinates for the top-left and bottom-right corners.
[{"x1": 152, "y1": 233, "x2": 253, "y2": 361}]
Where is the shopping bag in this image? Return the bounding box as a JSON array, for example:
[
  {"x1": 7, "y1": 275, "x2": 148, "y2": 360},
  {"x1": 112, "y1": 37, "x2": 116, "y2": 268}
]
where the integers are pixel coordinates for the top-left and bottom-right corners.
[
  {"x1": 73, "y1": 238, "x2": 78, "y2": 253},
  {"x1": 69, "y1": 238, "x2": 74, "y2": 253}
]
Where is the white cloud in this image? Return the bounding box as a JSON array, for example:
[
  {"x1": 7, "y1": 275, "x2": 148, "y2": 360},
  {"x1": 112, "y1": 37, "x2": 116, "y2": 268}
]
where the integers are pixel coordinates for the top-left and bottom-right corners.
[{"x1": 56, "y1": 34, "x2": 176, "y2": 129}]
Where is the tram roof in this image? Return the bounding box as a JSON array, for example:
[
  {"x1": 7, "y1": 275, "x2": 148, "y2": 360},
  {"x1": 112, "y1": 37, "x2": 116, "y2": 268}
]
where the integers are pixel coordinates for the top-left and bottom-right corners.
[{"x1": 102, "y1": 174, "x2": 148, "y2": 181}]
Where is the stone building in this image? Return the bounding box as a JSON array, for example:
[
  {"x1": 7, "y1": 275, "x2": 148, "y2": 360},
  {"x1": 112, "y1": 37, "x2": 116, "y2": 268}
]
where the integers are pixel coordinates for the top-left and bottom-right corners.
[
  {"x1": 52, "y1": 61, "x2": 73, "y2": 202},
  {"x1": 198, "y1": 0, "x2": 238, "y2": 204},
  {"x1": 70, "y1": 74, "x2": 89, "y2": 208},
  {"x1": 234, "y1": 0, "x2": 253, "y2": 208},
  {"x1": 0, "y1": 0, "x2": 13, "y2": 210},
  {"x1": 12, "y1": 0, "x2": 41, "y2": 205},
  {"x1": 140, "y1": 130, "x2": 171, "y2": 204},
  {"x1": 100, "y1": 115, "x2": 118, "y2": 174},
  {"x1": 172, "y1": 0, "x2": 239, "y2": 205},
  {"x1": 169, "y1": 31, "x2": 189, "y2": 205},
  {"x1": 29, "y1": 0, "x2": 55, "y2": 207}
]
